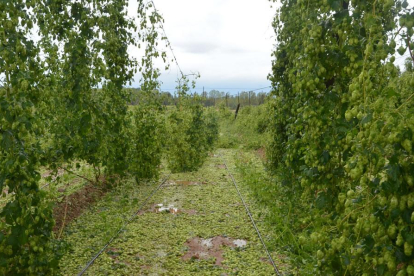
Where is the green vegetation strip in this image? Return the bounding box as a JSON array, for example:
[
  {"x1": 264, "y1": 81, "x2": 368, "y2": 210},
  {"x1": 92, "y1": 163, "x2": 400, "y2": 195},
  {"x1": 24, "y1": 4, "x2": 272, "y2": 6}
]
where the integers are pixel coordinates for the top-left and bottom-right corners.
[
  {"x1": 220, "y1": 154, "x2": 281, "y2": 275},
  {"x1": 78, "y1": 174, "x2": 171, "y2": 275},
  {"x1": 59, "y1": 149, "x2": 288, "y2": 275}
]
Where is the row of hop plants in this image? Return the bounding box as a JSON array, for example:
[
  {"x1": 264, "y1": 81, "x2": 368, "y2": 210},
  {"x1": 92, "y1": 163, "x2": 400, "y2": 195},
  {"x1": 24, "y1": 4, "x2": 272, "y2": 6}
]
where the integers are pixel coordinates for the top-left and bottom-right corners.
[
  {"x1": 0, "y1": 0, "x2": 218, "y2": 274},
  {"x1": 267, "y1": 0, "x2": 414, "y2": 275},
  {"x1": 166, "y1": 78, "x2": 219, "y2": 172},
  {"x1": 130, "y1": 87, "x2": 220, "y2": 176}
]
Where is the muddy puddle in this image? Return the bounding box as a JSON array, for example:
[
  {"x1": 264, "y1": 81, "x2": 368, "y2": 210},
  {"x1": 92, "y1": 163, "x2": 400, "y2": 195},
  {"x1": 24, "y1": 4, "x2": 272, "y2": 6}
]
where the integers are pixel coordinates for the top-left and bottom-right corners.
[{"x1": 182, "y1": 236, "x2": 248, "y2": 266}]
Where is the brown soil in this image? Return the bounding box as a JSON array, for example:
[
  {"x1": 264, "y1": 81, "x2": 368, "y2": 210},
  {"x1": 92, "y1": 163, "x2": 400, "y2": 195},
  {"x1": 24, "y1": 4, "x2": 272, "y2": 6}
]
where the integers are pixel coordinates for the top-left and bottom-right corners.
[
  {"x1": 182, "y1": 236, "x2": 246, "y2": 266},
  {"x1": 53, "y1": 182, "x2": 108, "y2": 233}
]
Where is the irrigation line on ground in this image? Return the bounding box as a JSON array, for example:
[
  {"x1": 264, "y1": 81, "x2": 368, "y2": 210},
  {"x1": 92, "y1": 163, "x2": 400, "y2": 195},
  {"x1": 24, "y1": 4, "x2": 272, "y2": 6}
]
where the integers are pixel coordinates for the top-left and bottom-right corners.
[
  {"x1": 220, "y1": 155, "x2": 282, "y2": 276},
  {"x1": 77, "y1": 174, "x2": 171, "y2": 276}
]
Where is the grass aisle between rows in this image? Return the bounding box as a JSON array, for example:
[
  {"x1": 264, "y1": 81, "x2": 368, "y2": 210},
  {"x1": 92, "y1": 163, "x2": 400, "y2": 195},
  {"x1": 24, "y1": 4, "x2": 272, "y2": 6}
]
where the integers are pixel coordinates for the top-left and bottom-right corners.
[{"x1": 59, "y1": 149, "x2": 290, "y2": 275}]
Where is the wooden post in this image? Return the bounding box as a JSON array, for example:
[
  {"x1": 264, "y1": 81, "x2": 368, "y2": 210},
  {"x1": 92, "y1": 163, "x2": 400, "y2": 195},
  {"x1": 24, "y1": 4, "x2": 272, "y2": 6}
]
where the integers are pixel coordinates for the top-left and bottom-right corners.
[{"x1": 235, "y1": 104, "x2": 241, "y2": 119}]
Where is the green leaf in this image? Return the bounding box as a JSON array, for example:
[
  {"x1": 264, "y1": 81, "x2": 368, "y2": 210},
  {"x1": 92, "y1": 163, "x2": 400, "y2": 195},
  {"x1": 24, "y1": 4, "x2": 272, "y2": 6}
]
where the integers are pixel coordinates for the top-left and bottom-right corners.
[
  {"x1": 361, "y1": 113, "x2": 372, "y2": 125},
  {"x1": 328, "y1": 0, "x2": 341, "y2": 10},
  {"x1": 316, "y1": 192, "x2": 328, "y2": 209},
  {"x1": 361, "y1": 235, "x2": 375, "y2": 253},
  {"x1": 341, "y1": 254, "x2": 350, "y2": 266},
  {"x1": 402, "y1": 0, "x2": 409, "y2": 8},
  {"x1": 377, "y1": 264, "x2": 386, "y2": 276},
  {"x1": 365, "y1": 15, "x2": 377, "y2": 29},
  {"x1": 398, "y1": 46, "x2": 407, "y2": 56}
]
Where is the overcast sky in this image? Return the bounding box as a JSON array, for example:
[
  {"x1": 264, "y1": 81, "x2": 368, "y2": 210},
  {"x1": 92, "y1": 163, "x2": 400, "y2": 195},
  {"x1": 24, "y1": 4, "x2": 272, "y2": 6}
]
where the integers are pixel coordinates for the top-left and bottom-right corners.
[
  {"x1": 129, "y1": 0, "x2": 278, "y2": 94},
  {"x1": 128, "y1": 0, "x2": 413, "y2": 94}
]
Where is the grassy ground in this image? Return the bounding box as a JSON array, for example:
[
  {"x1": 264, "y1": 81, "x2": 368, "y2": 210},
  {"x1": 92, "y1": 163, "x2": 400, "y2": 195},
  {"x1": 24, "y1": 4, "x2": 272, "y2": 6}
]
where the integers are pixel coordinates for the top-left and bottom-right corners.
[
  {"x1": 58, "y1": 149, "x2": 291, "y2": 275},
  {"x1": 216, "y1": 105, "x2": 269, "y2": 150}
]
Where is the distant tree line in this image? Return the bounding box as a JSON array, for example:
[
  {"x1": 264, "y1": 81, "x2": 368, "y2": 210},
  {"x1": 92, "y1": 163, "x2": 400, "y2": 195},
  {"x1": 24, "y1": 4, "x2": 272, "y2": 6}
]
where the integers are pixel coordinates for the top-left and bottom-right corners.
[{"x1": 126, "y1": 88, "x2": 268, "y2": 109}]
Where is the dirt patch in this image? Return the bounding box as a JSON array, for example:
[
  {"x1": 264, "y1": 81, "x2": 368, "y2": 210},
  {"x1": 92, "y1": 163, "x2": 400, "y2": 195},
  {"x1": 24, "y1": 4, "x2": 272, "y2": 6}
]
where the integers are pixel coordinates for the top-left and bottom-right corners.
[
  {"x1": 138, "y1": 203, "x2": 198, "y2": 215},
  {"x1": 216, "y1": 164, "x2": 226, "y2": 169},
  {"x1": 53, "y1": 182, "x2": 108, "y2": 233},
  {"x1": 182, "y1": 236, "x2": 247, "y2": 266},
  {"x1": 256, "y1": 147, "x2": 266, "y2": 161}
]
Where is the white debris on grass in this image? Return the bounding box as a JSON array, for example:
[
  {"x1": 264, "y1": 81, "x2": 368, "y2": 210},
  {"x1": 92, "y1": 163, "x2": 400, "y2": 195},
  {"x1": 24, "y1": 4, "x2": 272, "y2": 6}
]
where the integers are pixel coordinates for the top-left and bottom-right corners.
[
  {"x1": 156, "y1": 203, "x2": 179, "y2": 213},
  {"x1": 233, "y1": 239, "x2": 247, "y2": 248},
  {"x1": 201, "y1": 238, "x2": 213, "y2": 248}
]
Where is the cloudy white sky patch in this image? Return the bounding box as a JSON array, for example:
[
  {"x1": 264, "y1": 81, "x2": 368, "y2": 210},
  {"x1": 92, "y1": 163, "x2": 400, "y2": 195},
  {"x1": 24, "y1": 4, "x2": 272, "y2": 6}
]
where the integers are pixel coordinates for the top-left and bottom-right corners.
[{"x1": 129, "y1": 0, "x2": 278, "y2": 94}]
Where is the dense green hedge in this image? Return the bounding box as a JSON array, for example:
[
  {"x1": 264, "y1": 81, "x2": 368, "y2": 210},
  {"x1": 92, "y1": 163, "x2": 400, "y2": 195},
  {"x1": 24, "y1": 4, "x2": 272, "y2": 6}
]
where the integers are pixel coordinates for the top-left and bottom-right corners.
[
  {"x1": 0, "y1": 0, "x2": 167, "y2": 273},
  {"x1": 268, "y1": 0, "x2": 414, "y2": 274},
  {"x1": 166, "y1": 95, "x2": 219, "y2": 172},
  {"x1": 128, "y1": 102, "x2": 165, "y2": 182}
]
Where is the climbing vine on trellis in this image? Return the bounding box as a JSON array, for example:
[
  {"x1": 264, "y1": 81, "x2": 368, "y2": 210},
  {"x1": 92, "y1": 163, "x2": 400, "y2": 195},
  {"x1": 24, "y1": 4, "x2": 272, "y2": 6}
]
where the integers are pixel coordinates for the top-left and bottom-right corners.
[
  {"x1": 0, "y1": 0, "x2": 168, "y2": 273},
  {"x1": 268, "y1": 0, "x2": 414, "y2": 274}
]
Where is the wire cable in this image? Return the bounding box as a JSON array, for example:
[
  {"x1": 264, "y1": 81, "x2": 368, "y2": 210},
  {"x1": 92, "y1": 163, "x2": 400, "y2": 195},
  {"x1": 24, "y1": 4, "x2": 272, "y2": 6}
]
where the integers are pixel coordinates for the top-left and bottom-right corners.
[
  {"x1": 248, "y1": 86, "x2": 272, "y2": 92},
  {"x1": 77, "y1": 174, "x2": 171, "y2": 275},
  {"x1": 220, "y1": 156, "x2": 282, "y2": 276},
  {"x1": 148, "y1": 0, "x2": 185, "y2": 79}
]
